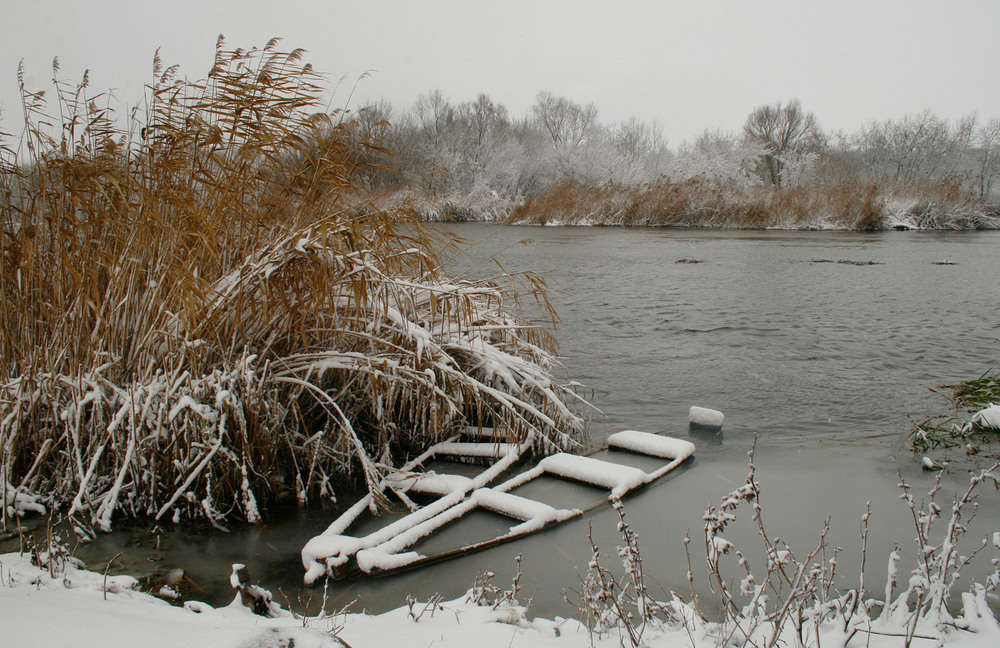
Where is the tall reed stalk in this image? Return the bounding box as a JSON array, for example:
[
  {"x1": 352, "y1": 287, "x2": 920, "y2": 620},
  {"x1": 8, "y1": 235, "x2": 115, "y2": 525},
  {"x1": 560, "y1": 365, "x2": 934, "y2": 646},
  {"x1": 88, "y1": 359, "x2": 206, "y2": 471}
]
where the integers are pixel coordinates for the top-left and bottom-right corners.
[{"x1": 0, "y1": 38, "x2": 586, "y2": 531}]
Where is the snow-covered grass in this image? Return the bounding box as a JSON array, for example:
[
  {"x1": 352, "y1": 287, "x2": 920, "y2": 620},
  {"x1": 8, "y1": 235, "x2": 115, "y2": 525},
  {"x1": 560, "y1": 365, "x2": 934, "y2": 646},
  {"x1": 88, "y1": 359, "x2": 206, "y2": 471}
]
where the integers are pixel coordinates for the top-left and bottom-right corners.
[
  {"x1": 0, "y1": 40, "x2": 588, "y2": 533},
  {"x1": 3, "y1": 448, "x2": 999, "y2": 648},
  {"x1": 910, "y1": 370, "x2": 1000, "y2": 462}
]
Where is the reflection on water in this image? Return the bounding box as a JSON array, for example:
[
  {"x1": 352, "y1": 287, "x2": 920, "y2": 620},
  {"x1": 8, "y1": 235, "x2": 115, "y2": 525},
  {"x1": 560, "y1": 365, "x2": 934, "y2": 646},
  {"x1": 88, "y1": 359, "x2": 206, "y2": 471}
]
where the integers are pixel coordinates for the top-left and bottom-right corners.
[{"x1": 6, "y1": 227, "x2": 999, "y2": 619}]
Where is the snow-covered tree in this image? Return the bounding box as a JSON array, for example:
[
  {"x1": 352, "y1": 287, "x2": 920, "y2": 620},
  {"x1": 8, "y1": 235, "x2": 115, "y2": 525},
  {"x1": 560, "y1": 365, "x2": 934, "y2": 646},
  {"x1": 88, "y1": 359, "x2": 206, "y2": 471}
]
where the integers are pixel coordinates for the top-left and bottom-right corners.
[
  {"x1": 743, "y1": 99, "x2": 825, "y2": 187},
  {"x1": 611, "y1": 117, "x2": 668, "y2": 184},
  {"x1": 975, "y1": 117, "x2": 1000, "y2": 199},
  {"x1": 532, "y1": 91, "x2": 601, "y2": 181},
  {"x1": 855, "y1": 110, "x2": 976, "y2": 187}
]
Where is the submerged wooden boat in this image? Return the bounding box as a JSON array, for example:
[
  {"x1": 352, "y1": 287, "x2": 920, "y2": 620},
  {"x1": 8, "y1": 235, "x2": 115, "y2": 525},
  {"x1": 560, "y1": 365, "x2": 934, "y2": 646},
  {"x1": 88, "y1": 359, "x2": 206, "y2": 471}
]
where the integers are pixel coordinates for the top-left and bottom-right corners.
[{"x1": 301, "y1": 427, "x2": 695, "y2": 583}]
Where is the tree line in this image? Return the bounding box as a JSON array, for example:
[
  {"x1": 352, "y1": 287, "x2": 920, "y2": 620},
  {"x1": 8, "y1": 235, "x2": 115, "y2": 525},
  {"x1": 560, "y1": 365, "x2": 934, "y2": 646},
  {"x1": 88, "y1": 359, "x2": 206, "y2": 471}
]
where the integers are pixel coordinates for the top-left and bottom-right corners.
[{"x1": 349, "y1": 91, "x2": 1000, "y2": 221}]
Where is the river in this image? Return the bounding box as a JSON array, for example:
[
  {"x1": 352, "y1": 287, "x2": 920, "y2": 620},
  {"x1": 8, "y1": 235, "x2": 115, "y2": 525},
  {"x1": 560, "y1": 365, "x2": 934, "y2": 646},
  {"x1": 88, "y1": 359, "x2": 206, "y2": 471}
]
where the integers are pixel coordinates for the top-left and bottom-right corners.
[{"x1": 13, "y1": 226, "x2": 1000, "y2": 620}]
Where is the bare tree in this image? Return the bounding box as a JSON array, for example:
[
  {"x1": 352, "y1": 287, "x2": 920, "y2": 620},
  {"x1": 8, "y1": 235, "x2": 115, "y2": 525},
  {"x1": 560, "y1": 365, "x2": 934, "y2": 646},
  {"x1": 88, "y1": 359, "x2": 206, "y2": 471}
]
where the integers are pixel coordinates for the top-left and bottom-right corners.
[
  {"x1": 856, "y1": 110, "x2": 980, "y2": 189},
  {"x1": 613, "y1": 117, "x2": 667, "y2": 182},
  {"x1": 532, "y1": 91, "x2": 598, "y2": 149},
  {"x1": 350, "y1": 99, "x2": 396, "y2": 189},
  {"x1": 465, "y1": 94, "x2": 510, "y2": 162},
  {"x1": 976, "y1": 117, "x2": 1000, "y2": 199},
  {"x1": 531, "y1": 93, "x2": 599, "y2": 181},
  {"x1": 743, "y1": 99, "x2": 825, "y2": 187}
]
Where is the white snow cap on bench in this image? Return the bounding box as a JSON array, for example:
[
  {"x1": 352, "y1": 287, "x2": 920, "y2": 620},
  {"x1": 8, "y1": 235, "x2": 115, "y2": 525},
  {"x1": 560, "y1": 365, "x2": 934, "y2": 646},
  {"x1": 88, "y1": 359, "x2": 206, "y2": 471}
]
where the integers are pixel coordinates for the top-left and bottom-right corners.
[{"x1": 689, "y1": 406, "x2": 724, "y2": 428}]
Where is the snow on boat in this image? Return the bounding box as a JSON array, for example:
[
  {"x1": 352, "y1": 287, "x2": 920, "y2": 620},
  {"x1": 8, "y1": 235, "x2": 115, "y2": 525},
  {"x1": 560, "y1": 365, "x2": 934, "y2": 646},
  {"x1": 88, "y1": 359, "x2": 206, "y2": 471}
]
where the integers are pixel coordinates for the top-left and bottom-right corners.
[{"x1": 301, "y1": 427, "x2": 695, "y2": 583}]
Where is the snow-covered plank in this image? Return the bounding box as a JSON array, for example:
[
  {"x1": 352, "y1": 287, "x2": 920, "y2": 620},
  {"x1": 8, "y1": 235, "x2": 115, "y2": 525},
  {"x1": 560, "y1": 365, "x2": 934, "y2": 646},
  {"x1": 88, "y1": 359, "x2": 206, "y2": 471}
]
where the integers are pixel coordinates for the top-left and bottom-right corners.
[
  {"x1": 354, "y1": 496, "x2": 480, "y2": 573},
  {"x1": 536, "y1": 454, "x2": 650, "y2": 499},
  {"x1": 405, "y1": 473, "x2": 474, "y2": 496},
  {"x1": 431, "y1": 442, "x2": 521, "y2": 459},
  {"x1": 302, "y1": 488, "x2": 470, "y2": 582},
  {"x1": 607, "y1": 430, "x2": 696, "y2": 460},
  {"x1": 472, "y1": 488, "x2": 562, "y2": 522},
  {"x1": 353, "y1": 489, "x2": 577, "y2": 575},
  {"x1": 462, "y1": 426, "x2": 500, "y2": 439},
  {"x1": 302, "y1": 430, "x2": 697, "y2": 581}
]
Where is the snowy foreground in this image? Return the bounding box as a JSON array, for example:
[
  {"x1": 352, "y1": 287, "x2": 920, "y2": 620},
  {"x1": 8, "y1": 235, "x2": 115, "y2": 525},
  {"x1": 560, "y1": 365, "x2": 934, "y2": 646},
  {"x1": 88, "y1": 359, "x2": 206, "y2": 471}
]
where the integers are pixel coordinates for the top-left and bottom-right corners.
[{"x1": 3, "y1": 549, "x2": 999, "y2": 648}]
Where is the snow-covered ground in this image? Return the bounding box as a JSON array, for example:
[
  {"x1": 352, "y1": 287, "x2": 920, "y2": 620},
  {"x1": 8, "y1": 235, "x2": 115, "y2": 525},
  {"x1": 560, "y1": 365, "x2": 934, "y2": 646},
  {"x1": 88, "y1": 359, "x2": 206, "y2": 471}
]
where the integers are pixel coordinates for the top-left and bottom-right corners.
[{"x1": 3, "y1": 546, "x2": 999, "y2": 648}]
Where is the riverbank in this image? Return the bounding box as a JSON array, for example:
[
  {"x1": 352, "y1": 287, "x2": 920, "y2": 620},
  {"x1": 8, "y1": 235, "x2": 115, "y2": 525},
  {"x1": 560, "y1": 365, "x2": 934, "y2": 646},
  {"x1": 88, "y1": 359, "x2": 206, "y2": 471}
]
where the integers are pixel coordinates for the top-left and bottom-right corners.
[
  {"x1": 501, "y1": 179, "x2": 1000, "y2": 230},
  {"x1": 360, "y1": 181, "x2": 1000, "y2": 231},
  {"x1": 3, "y1": 563, "x2": 995, "y2": 648}
]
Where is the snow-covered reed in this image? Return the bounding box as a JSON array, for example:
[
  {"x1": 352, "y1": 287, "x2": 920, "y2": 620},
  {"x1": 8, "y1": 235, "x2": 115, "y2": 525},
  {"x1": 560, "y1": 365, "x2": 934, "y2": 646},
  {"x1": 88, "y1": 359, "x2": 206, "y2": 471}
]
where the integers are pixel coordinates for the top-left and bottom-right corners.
[
  {"x1": 506, "y1": 177, "x2": 1000, "y2": 230},
  {"x1": 0, "y1": 39, "x2": 587, "y2": 532},
  {"x1": 571, "y1": 443, "x2": 1000, "y2": 648}
]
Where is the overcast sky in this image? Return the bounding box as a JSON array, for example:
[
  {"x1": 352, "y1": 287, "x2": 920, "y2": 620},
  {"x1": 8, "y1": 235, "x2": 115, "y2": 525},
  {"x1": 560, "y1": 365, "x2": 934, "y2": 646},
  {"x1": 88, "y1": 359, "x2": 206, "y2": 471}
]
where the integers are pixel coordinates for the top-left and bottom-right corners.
[{"x1": 3, "y1": 0, "x2": 1000, "y2": 144}]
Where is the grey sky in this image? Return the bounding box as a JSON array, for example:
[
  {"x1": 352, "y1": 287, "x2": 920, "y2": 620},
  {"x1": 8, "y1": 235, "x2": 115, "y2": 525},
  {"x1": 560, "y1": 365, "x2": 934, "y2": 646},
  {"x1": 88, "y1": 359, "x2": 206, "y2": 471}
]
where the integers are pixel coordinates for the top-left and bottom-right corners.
[{"x1": 3, "y1": 0, "x2": 999, "y2": 144}]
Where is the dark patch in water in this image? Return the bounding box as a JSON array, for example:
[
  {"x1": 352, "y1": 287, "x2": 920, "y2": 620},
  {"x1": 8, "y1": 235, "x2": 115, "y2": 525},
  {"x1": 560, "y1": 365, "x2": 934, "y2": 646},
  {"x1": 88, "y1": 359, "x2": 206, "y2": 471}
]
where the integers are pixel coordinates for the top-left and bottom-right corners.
[{"x1": 809, "y1": 259, "x2": 883, "y2": 265}]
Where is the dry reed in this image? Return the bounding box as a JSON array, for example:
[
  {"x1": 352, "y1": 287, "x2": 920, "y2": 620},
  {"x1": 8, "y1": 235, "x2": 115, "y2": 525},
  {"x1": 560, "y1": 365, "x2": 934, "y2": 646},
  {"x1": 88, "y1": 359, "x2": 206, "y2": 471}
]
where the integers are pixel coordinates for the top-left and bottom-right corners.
[
  {"x1": 506, "y1": 177, "x2": 998, "y2": 230},
  {"x1": 0, "y1": 38, "x2": 587, "y2": 532}
]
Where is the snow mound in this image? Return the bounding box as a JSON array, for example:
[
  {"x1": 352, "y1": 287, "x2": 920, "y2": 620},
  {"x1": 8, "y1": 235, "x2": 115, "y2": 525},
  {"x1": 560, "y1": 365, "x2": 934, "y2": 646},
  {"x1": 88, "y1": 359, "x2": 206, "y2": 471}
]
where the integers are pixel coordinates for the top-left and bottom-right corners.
[
  {"x1": 3, "y1": 482, "x2": 47, "y2": 518},
  {"x1": 0, "y1": 551, "x2": 346, "y2": 648},
  {"x1": 689, "y1": 406, "x2": 724, "y2": 428},
  {"x1": 971, "y1": 404, "x2": 1000, "y2": 429}
]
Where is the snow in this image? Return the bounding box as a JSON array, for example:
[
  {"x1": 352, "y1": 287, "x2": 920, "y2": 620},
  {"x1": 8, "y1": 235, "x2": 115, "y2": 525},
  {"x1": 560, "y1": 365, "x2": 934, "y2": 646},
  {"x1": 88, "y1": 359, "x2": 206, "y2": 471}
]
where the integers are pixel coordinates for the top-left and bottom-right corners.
[
  {"x1": 348, "y1": 488, "x2": 578, "y2": 574},
  {"x1": 472, "y1": 487, "x2": 563, "y2": 522},
  {"x1": 432, "y1": 442, "x2": 522, "y2": 458},
  {"x1": 405, "y1": 473, "x2": 474, "y2": 496},
  {"x1": 2, "y1": 549, "x2": 998, "y2": 648},
  {"x1": 0, "y1": 552, "x2": 342, "y2": 648},
  {"x1": 689, "y1": 405, "x2": 725, "y2": 428},
  {"x1": 534, "y1": 453, "x2": 649, "y2": 499},
  {"x1": 972, "y1": 404, "x2": 1000, "y2": 429},
  {"x1": 3, "y1": 481, "x2": 46, "y2": 518},
  {"x1": 499, "y1": 432, "x2": 694, "y2": 501},
  {"x1": 607, "y1": 430, "x2": 696, "y2": 460},
  {"x1": 301, "y1": 489, "x2": 469, "y2": 579}
]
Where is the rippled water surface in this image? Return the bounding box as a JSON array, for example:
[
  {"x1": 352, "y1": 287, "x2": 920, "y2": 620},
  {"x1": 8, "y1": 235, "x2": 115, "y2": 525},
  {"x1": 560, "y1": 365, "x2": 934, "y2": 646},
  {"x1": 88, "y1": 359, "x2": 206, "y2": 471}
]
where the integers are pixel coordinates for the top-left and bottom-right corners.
[
  {"x1": 452, "y1": 226, "x2": 1000, "y2": 442},
  {"x1": 14, "y1": 226, "x2": 1000, "y2": 619}
]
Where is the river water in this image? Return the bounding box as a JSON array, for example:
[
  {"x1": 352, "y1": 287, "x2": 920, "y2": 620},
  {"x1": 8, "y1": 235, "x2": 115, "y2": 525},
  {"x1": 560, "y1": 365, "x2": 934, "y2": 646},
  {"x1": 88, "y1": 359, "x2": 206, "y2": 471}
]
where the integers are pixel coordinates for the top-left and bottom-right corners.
[{"x1": 14, "y1": 226, "x2": 1000, "y2": 619}]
